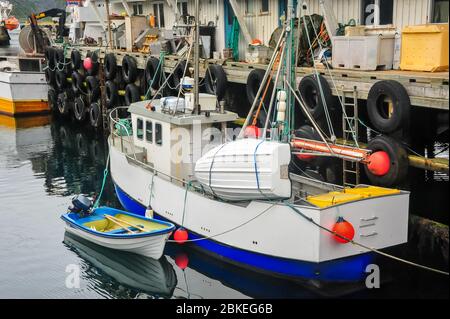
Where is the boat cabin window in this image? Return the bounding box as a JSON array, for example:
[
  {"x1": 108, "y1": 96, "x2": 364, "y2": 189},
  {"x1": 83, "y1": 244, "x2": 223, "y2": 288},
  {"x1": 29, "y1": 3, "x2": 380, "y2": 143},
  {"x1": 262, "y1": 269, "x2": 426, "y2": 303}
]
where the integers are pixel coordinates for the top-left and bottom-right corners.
[
  {"x1": 155, "y1": 123, "x2": 162, "y2": 146},
  {"x1": 136, "y1": 118, "x2": 144, "y2": 140},
  {"x1": 146, "y1": 121, "x2": 153, "y2": 143}
]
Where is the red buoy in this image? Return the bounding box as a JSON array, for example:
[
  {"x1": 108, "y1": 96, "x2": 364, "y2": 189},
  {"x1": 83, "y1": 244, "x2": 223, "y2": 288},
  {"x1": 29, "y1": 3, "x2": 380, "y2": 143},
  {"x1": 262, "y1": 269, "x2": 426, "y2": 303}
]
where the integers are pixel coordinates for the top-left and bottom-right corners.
[
  {"x1": 175, "y1": 252, "x2": 189, "y2": 270},
  {"x1": 332, "y1": 217, "x2": 355, "y2": 244},
  {"x1": 244, "y1": 125, "x2": 262, "y2": 138},
  {"x1": 83, "y1": 57, "x2": 93, "y2": 71},
  {"x1": 174, "y1": 227, "x2": 188, "y2": 244},
  {"x1": 367, "y1": 151, "x2": 390, "y2": 176}
]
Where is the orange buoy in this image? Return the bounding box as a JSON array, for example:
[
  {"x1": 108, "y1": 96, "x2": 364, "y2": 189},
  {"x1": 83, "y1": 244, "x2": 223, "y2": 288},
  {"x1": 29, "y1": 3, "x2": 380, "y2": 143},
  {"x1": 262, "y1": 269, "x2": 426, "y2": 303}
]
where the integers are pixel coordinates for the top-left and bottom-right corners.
[
  {"x1": 4, "y1": 17, "x2": 19, "y2": 31},
  {"x1": 367, "y1": 151, "x2": 390, "y2": 176},
  {"x1": 175, "y1": 252, "x2": 189, "y2": 270},
  {"x1": 83, "y1": 57, "x2": 93, "y2": 71},
  {"x1": 174, "y1": 227, "x2": 188, "y2": 244},
  {"x1": 244, "y1": 125, "x2": 262, "y2": 138},
  {"x1": 332, "y1": 217, "x2": 355, "y2": 244}
]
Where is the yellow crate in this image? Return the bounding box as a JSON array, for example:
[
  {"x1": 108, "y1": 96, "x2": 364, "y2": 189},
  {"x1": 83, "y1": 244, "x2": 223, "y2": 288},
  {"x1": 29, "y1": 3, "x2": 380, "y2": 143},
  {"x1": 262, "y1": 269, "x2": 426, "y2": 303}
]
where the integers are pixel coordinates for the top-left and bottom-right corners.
[
  {"x1": 400, "y1": 24, "x2": 449, "y2": 72},
  {"x1": 307, "y1": 192, "x2": 364, "y2": 208}
]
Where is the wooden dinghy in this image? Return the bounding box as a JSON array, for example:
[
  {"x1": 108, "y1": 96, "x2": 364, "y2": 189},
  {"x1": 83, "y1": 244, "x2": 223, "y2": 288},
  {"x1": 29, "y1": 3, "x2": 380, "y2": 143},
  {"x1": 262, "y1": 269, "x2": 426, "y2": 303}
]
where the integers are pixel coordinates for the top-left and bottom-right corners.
[{"x1": 61, "y1": 206, "x2": 175, "y2": 259}]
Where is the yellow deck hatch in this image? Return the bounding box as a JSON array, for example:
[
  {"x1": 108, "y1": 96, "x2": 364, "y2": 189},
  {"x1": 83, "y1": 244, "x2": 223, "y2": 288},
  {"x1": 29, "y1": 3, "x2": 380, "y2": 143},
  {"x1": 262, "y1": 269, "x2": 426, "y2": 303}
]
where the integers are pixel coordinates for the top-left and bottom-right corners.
[{"x1": 307, "y1": 186, "x2": 401, "y2": 208}]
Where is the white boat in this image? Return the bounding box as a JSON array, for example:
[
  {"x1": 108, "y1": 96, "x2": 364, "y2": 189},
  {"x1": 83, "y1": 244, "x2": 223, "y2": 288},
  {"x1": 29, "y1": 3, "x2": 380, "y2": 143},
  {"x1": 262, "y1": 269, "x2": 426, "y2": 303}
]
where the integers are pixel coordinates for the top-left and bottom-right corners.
[
  {"x1": 107, "y1": 0, "x2": 409, "y2": 282},
  {"x1": 61, "y1": 206, "x2": 175, "y2": 259}
]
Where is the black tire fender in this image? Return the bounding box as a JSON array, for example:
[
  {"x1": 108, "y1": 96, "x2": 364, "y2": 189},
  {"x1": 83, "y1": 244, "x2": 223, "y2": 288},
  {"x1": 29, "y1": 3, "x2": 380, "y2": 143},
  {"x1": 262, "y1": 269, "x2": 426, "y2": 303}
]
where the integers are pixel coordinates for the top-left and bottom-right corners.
[
  {"x1": 169, "y1": 60, "x2": 187, "y2": 90},
  {"x1": 145, "y1": 56, "x2": 162, "y2": 90},
  {"x1": 45, "y1": 67, "x2": 56, "y2": 86},
  {"x1": 122, "y1": 55, "x2": 138, "y2": 84},
  {"x1": 204, "y1": 64, "x2": 227, "y2": 101},
  {"x1": 57, "y1": 92, "x2": 71, "y2": 116},
  {"x1": 104, "y1": 53, "x2": 117, "y2": 80},
  {"x1": 45, "y1": 47, "x2": 55, "y2": 69},
  {"x1": 73, "y1": 96, "x2": 87, "y2": 122},
  {"x1": 298, "y1": 74, "x2": 334, "y2": 120},
  {"x1": 86, "y1": 76, "x2": 100, "y2": 101},
  {"x1": 47, "y1": 87, "x2": 58, "y2": 112},
  {"x1": 293, "y1": 125, "x2": 329, "y2": 166},
  {"x1": 124, "y1": 83, "x2": 141, "y2": 106},
  {"x1": 71, "y1": 49, "x2": 82, "y2": 70},
  {"x1": 367, "y1": 80, "x2": 410, "y2": 133},
  {"x1": 105, "y1": 80, "x2": 119, "y2": 108},
  {"x1": 246, "y1": 68, "x2": 273, "y2": 105},
  {"x1": 71, "y1": 71, "x2": 84, "y2": 95},
  {"x1": 364, "y1": 135, "x2": 409, "y2": 187},
  {"x1": 89, "y1": 101, "x2": 102, "y2": 128},
  {"x1": 55, "y1": 69, "x2": 67, "y2": 90},
  {"x1": 53, "y1": 48, "x2": 65, "y2": 69}
]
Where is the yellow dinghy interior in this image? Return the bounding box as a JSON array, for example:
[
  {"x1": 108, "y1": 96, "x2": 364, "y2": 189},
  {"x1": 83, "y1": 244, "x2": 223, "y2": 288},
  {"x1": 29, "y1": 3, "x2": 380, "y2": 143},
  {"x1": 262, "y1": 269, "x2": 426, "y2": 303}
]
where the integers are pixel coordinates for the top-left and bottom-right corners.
[
  {"x1": 307, "y1": 186, "x2": 401, "y2": 208},
  {"x1": 83, "y1": 214, "x2": 168, "y2": 234}
]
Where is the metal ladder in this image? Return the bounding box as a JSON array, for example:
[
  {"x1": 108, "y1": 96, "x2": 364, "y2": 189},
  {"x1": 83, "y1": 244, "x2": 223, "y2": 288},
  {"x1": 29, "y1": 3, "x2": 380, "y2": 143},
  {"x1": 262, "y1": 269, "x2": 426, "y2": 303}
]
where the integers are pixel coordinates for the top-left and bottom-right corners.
[{"x1": 341, "y1": 86, "x2": 360, "y2": 187}]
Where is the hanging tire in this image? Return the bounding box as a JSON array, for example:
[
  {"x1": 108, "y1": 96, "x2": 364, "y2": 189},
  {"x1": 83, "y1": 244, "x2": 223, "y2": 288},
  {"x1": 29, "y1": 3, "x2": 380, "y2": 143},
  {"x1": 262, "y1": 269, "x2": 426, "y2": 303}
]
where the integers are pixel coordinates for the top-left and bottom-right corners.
[
  {"x1": 105, "y1": 80, "x2": 119, "y2": 108},
  {"x1": 89, "y1": 101, "x2": 102, "y2": 129},
  {"x1": 55, "y1": 69, "x2": 68, "y2": 90},
  {"x1": 246, "y1": 69, "x2": 273, "y2": 105},
  {"x1": 85, "y1": 51, "x2": 99, "y2": 76},
  {"x1": 145, "y1": 56, "x2": 162, "y2": 90},
  {"x1": 104, "y1": 53, "x2": 117, "y2": 80},
  {"x1": 45, "y1": 47, "x2": 55, "y2": 69},
  {"x1": 122, "y1": 55, "x2": 138, "y2": 83},
  {"x1": 364, "y1": 135, "x2": 409, "y2": 187},
  {"x1": 56, "y1": 92, "x2": 71, "y2": 116},
  {"x1": 298, "y1": 74, "x2": 334, "y2": 121},
  {"x1": 367, "y1": 80, "x2": 410, "y2": 134},
  {"x1": 204, "y1": 64, "x2": 227, "y2": 101},
  {"x1": 71, "y1": 50, "x2": 82, "y2": 70},
  {"x1": 47, "y1": 87, "x2": 58, "y2": 112},
  {"x1": 45, "y1": 67, "x2": 56, "y2": 86},
  {"x1": 124, "y1": 83, "x2": 141, "y2": 106},
  {"x1": 169, "y1": 60, "x2": 187, "y2": 90},
  {"x1": 86, "y1": 76, "x2": 100, "y2": 101},
  {"x1": 73, "y1": 96, "x2": 87, "y2": 122},
  {"x1": 71, "y1": 71, "x2": 84, "y2": 95},
  {"x1": 53, "y1": 48, "x2": 65, "y2": 69}
]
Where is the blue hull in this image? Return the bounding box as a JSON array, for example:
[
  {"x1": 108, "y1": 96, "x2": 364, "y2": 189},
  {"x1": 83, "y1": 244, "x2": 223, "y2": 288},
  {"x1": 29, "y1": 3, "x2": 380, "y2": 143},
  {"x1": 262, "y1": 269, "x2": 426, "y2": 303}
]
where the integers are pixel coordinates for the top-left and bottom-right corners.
[{"x1": 114, "y1": 183, "x2": 374, "y2": 282}]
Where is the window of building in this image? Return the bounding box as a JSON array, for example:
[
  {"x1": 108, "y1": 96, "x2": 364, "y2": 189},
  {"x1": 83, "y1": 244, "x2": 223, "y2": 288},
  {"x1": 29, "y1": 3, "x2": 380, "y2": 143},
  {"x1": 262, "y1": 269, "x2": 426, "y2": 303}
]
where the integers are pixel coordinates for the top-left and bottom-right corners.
[
  {"x1": 177, "y1": 0, "x2": 189, "y2": 23},
  {"x1": 153, "y1": 3, "x2": 165, "y2": 28},
  {"x1": 136, "y1": 118, "x2": 144, "y2": 140},
  {"x1": 361, "y1": 0, "x2": 393, "y2": 25},
  {"x1": 133, "y1": 3, "x2": 143, "y2": 15},
  {"x1": 261, "y1": 0, "x2": 269, "y2": 13},
  {"x1": 432, "y1": 0, "x2": 449, "y2": 23},
  {"x1": 145, "y1": 121, "x2": 153, "y2": 143},
  {"x1": 245, "y1": 0, "x2": 255, "y2": 15},
  {"x1": 155, "y1": 123, "x2": 162, "y2": 146}
]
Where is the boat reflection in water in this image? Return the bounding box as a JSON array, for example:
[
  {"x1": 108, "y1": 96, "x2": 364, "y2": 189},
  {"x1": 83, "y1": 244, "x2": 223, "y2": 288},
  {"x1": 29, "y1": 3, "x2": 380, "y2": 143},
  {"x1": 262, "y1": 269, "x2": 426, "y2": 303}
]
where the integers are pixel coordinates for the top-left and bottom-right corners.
[{"x1": 63, "y1": 232, "x2": 178, "y2": 299}]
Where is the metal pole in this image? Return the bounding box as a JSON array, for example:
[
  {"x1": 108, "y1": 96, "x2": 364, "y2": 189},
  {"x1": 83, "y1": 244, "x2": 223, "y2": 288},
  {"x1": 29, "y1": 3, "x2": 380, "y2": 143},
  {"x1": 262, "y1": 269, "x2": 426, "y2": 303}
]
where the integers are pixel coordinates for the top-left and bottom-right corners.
[
  {"x1": 194, "y1": 0, "x2": 200, "y2": 114},
  {"x1": 105, "y1": 0, "x2": 113, "y2": 49}
]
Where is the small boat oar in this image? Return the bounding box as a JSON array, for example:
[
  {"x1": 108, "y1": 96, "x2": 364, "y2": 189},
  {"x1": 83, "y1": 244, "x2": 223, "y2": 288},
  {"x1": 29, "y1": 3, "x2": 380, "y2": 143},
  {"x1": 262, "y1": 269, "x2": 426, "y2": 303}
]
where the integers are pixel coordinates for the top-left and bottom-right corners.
[
  {"x1": 104, "y1": 214, "x2": 136, "y2": 234},
  {"x1": 104, "y1": 214, "x2": 148, "y2": 233}
]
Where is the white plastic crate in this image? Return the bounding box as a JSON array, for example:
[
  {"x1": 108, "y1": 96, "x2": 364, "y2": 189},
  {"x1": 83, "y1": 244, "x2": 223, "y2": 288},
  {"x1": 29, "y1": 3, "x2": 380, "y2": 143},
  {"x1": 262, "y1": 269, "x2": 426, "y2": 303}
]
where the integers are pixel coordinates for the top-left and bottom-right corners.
[{"x1": 332, "y1": 35, "x2": 395, "y2": 71}]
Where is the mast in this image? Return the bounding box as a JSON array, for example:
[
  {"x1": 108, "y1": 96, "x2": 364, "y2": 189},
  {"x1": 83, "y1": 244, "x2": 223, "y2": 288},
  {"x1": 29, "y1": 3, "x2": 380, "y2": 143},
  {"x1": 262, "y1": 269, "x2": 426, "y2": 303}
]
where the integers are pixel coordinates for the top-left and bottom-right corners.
[
  {"x1": 194, "y1": 0, "x2": 200, "y2": 114},
  {"x1": 285, "y1": 0, "x2": 295, "y2": 140}
]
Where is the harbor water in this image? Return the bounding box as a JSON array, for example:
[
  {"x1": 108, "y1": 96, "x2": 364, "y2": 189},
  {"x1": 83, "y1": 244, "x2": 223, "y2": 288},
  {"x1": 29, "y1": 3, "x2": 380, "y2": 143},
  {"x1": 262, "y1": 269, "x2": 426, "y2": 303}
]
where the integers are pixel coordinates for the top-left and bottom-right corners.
[{"x1": 0, "y1": 117, "x2": 448, "y2": 299}]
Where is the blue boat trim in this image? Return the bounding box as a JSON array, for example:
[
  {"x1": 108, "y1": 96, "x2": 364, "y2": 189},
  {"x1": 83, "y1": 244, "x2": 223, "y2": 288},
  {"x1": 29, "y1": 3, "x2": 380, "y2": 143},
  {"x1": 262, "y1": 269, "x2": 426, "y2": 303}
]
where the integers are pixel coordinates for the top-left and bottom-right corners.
[
  {"x1": 114, "y1": 183, "x2": 374, "y2": 282},
  {"x1": 61, "y1": 206, "x2": 175, "y2": 239}
]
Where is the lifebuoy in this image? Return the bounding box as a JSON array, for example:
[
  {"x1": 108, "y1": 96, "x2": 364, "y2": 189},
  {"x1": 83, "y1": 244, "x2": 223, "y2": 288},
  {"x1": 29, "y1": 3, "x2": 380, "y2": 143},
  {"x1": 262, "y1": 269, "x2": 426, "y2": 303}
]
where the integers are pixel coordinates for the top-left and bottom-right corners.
[
  {"x1": 298, "y1": 74, "x2": 334, "y2": 120},
  {"x1": 71, "y1": 50, "x2": 82, "y2": 70},
  {"x1": 145, "y1": 56, "x2": 162, "y2": 90},
  {"x1": 47, "y1": 87, "x2": 57, "y2": 112},
  {"x1": 71, "y1": 71, "x2": 84, "y2": 95},
  {"x1": 89, "y1": 101, "x2": 102, "y2": 129},
  {"x1": 246, "y1": 69, "x2": 273, "y2": 105},
  {"x1": 55, "y1": 69, "x2": 67, "y2": 90},
  {"x1": 122, "y1": 55, "x2": 138, "y2": 83},
  {"x1": 204, "y1": 64, "x2": 227, "y2": 101},
  {"x1": 124, "y1": 83, "x2": 140, "y2": 105},
  {"x1": 367, "y1": 80, "x2": 410, "y2": 133},
  {"x1": 86, "y1": 76, "x2": 100, "y2": 101},
  {"x1": 45, "y1": 67, "x2": 55, "y2": 86},
  {"x1": 73, "y1": 96, "x2": 87, "y2": 122},
  {"x1": 105, "y1": 80, "x2": 119, "y2": 108},
  {"x1": 104, "y1": 53, "x2": 117, "y2": 80},
  {"x1": 364, "y1": 135, "x2": 409, "y2": 187}
]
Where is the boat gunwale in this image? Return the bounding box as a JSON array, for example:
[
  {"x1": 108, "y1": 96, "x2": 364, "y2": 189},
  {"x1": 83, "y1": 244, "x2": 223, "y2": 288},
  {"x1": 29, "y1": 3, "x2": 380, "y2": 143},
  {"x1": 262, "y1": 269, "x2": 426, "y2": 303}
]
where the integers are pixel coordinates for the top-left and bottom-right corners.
[{"x1": 61, "y1": 207, "x2": 175, "y2": 239}]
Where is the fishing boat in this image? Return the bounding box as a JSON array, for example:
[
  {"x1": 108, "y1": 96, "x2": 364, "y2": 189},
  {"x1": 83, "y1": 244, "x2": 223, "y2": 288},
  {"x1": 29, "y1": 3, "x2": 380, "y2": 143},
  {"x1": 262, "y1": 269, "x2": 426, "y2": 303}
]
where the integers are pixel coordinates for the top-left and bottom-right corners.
[
  {"x1": 107, "y1": 0, "x2": 409, "y2": 282},
  {"x1": 61, "y1": 195, "x2": 175, "y2": 259}
]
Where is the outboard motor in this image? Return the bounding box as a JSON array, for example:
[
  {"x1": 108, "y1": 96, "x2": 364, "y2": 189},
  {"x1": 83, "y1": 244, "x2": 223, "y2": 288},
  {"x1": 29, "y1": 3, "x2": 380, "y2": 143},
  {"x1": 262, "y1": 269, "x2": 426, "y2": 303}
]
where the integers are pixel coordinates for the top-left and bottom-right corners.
[{"x1": 68, "y1": 194, "x2": 93, "y2": 217}]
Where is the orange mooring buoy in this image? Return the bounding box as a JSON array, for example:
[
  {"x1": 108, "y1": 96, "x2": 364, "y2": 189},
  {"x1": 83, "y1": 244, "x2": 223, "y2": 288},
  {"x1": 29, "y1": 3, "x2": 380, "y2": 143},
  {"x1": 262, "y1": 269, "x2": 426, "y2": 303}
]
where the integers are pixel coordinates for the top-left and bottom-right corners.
[
  {"x1": 332, "y1": 217, "x2": 355, "y2": 244},
  {"x1": 366, "y1": 151, "x2": 391, "y2": 176}
]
